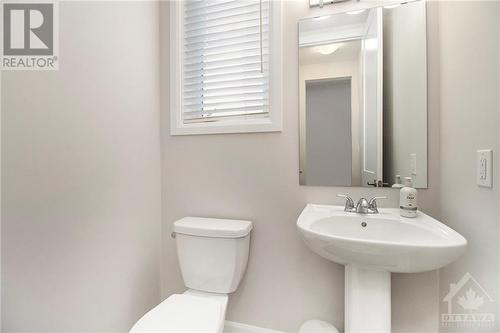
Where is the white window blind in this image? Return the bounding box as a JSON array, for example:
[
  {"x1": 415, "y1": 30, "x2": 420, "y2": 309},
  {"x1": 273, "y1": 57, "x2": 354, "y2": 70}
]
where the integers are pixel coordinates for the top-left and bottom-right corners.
[{"x1": 182, "y1": 0, "x2": 270, "y2": 123}]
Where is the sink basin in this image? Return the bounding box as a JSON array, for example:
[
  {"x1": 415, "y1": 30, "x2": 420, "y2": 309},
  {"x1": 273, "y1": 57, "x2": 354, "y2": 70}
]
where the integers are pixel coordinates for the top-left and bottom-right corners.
[
  {"x1": 297, "y1": 204, "x2": 467, "y2": 333},
  {"x1": 297, "y1": 204, "x2": 467, "y2": 273}
]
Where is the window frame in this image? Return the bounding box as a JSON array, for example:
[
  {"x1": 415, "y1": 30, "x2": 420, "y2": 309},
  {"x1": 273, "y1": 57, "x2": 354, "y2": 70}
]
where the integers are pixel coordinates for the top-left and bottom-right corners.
[{"x1": 170, "y1": 0, "x2": 283, "y2": 136}]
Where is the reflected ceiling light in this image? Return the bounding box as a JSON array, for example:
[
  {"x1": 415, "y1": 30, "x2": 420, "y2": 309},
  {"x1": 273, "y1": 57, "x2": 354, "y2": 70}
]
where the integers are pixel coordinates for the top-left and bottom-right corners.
[
  {"x1": 314, "y1": 44, "x2": 342, "y2": 55},
  {"x1": 384, "y1": 3, "x2": 401, "y2": 9},
  {"x1": 346, "y1": 9, "x2": 366, "y2": 15}
]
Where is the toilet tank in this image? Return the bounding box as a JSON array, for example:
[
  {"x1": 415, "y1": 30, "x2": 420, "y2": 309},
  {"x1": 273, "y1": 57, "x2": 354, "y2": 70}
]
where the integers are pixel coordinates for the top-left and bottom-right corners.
[{"x1": 173, "y1": 217, "x2": 252, "y2": 294}]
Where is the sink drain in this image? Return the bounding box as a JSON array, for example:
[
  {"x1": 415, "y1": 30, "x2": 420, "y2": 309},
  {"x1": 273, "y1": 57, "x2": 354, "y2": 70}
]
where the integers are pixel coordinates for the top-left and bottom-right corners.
[{"x1": 361, "y1": 222, "x2": 367, "y2": 227}]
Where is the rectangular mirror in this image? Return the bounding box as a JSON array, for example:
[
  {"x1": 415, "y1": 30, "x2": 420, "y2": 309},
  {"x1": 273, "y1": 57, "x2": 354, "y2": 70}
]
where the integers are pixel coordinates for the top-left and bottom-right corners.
[{"x1": 298, "y1": 1, "x2": 428, "y2": 188}]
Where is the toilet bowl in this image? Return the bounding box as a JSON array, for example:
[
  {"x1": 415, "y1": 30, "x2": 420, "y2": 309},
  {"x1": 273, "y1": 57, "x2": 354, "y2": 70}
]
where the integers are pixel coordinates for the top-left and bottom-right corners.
[{"x1": 130, "y1": 217, "x2": 253, "y2": 333}]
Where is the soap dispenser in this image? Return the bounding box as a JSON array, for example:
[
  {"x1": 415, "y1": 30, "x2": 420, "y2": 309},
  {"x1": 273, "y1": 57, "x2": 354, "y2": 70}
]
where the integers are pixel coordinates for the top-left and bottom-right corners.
[{"x1": 400, "y1": 177, "x2": 418, "y2": 218}]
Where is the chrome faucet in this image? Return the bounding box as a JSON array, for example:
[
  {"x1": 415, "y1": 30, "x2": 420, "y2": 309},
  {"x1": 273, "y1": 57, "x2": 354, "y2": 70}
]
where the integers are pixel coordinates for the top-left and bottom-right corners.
[{"x1": 337, "y1": 194, "x2": 387, "y2": 214}]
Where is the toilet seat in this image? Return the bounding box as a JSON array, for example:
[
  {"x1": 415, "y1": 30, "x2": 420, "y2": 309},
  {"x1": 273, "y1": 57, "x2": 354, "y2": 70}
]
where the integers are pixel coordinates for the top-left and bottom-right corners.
[{"x1": 130, "y1": 292, "x2": 227, "y2": 333}]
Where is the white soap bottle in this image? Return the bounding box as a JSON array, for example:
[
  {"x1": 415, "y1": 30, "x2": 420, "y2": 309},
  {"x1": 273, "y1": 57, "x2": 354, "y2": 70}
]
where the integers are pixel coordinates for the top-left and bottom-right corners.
[{"x1": 400, "y1": 177, "x2": 418, "y2": 218}]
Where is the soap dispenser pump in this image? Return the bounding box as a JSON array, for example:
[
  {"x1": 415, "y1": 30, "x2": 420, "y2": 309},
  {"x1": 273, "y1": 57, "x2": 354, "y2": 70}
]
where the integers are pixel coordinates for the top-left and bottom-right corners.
[{"x1": 400, "y1": 177, "x2": 418, "y2": 218}]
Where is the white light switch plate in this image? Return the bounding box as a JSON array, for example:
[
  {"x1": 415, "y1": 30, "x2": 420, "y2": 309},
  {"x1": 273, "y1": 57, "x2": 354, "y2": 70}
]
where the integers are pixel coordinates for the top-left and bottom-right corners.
[
  {"x1": 477, "y1": 149, "x2": 493, "y2": 188},
  {"x1": 410, "y1": 153, "x2": 417, "y2": 176}
]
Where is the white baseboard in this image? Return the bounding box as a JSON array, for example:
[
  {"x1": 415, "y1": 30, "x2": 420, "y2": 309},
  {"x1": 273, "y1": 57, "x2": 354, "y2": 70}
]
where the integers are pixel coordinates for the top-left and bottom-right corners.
[{"x1": 224, "y1": 321, "x2": 286, "y2": 333}]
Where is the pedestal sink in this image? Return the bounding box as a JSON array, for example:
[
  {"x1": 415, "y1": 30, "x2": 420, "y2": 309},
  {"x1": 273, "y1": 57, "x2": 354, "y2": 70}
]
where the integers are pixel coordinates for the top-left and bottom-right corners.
[{"x1": 297, "y1": 204, "x2": 467, "y2": 333}]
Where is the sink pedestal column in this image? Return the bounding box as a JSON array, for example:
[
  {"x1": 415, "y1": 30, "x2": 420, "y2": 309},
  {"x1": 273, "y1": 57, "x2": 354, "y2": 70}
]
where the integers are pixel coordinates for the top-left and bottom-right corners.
[{"x1": 345, "y1": 265, "x2": 391, "y2": 333}]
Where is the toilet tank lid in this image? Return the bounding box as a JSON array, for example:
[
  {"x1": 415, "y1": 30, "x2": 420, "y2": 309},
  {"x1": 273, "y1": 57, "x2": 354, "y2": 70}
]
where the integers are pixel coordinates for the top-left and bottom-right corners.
[{"x1": 174, "y1": 217, "x2": 252, "y2": 238}]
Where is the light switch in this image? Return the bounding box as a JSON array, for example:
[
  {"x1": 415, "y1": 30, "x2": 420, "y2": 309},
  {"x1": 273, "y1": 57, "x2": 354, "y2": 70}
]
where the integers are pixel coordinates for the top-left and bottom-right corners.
[
  {"x1": 410, "y1": 153, "x2": 417, "y2": 176},
  {"x1": 477, "y1": 149, "x2": 493, "y2": 188}
]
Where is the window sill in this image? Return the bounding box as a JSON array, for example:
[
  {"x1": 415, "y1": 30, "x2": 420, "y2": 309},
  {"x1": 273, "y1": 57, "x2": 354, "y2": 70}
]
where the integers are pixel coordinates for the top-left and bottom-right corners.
[{"x1": 170, "y1": 117, "x2": 282, "y2": 136}]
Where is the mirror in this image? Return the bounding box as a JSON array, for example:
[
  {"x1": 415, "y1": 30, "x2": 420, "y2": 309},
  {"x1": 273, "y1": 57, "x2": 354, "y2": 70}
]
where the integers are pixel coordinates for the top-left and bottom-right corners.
[{"x1": 298, "y1": 1, "x2": 428, "y2": 188}]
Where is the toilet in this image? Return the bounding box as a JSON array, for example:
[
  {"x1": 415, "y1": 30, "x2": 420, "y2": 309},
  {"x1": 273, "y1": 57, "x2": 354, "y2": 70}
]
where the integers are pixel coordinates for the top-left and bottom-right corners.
[{"x1": 130, "y1": 217, "x2": 253, "y2": 333}]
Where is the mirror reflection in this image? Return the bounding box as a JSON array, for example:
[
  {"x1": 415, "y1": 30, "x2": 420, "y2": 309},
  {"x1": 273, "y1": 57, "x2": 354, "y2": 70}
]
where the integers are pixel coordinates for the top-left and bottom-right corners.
[{"x1": 299, "y1": 1, "x2": 428, "y2": 188}]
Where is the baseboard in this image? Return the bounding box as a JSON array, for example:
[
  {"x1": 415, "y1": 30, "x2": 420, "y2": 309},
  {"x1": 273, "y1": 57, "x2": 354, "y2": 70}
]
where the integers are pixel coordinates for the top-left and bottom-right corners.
[{"x1": 224, "y1": 321, "x2": 286, "y2": 333}]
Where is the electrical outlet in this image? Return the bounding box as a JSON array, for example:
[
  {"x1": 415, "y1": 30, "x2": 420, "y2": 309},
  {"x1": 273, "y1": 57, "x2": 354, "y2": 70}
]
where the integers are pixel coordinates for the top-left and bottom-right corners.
[{"x1": 477, "y1": 149, "x2": 493, "y2": 188}]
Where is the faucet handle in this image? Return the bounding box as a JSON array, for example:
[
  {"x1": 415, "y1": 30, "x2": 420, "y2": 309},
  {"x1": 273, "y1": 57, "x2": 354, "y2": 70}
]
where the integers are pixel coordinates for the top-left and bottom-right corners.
[
  {"x1": 337, "y1": 194, "x2": 354, "y2": 203},
  {"x1": 337, "y1": 194, "x2": 355, "y2": 211},
  {"x1": 368, "y1": 196, "x2": 387, "y2": 212}
]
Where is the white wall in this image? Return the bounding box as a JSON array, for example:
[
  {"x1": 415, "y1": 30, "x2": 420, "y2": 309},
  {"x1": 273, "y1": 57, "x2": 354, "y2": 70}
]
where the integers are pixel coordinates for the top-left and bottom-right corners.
[
  {"x1": 160, "y1": 1, "x2": 441, "y2": 332},
  {"x1": 1, "y1": 2, "x2": 161, "y2": 332},
  {"x1": 383, "y1": 1, "x2": 428, "y2": 188},
  {"x1": 437, "y1": 2, "x2": 500, "y2": 332}
]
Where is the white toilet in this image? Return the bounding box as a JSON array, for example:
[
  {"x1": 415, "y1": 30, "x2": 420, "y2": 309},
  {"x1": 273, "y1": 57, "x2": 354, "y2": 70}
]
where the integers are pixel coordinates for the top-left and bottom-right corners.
[{"x1": 130, "y1": 217, "x2": 253, "y2": 333}]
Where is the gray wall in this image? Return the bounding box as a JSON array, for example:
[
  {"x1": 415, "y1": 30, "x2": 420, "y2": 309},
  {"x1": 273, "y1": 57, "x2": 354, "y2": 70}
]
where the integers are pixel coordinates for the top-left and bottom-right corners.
[
  {"x1": 437, "y1": 2, "x2": 500, "y2": 332},
  {"x1": 1, "y1": 2, "x2": 162, "y2": 332},
  {"x1": 160, "y1": 1, "x2": 441, "y2": 332}
]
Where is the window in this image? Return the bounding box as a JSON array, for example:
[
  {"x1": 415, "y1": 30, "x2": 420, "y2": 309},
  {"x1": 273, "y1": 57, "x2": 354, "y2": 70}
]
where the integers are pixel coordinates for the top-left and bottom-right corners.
[{"x1": 170, "y1": 0, "x2": 282, "y2": 135}]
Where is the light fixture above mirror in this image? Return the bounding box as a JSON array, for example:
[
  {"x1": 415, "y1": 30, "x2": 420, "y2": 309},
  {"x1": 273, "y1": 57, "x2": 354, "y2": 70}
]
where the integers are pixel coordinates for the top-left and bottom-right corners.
[
  {"x1": 310, "y1": 0, "x2": 354, "y2": 8},
  {"x1": 310, "y1": 0, "x2": 418, "y2": 9}
]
